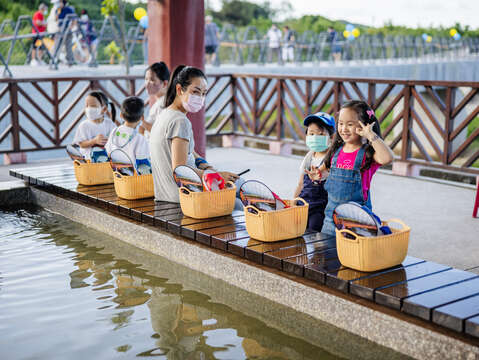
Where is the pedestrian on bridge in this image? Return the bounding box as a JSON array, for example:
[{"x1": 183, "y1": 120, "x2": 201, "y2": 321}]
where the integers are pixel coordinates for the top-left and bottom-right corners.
[
  {"x1": 205, "y1": 15, "x2": 220, "y2": 65},
  {"x1": 80, "y1": 9, "x2": 98, "y2": 61},
  {"x1": 327, "y1": 26, "x2": 341, "y2": 62},
  {"x1": 58, "y1": 0, "x2": 75, "y2": 66},
  {"x1": 282, "y1": 25, "x2": 295, "y2": 63},
  {"x1": 266, "y1": 24, "x2": 283, "y2": 65},
  {"x1": 47, "y1": 0, "x2": 61, "y2": 33},
  {"x1": 31, "y1": 3, "x2": 48, "y2": 66}
]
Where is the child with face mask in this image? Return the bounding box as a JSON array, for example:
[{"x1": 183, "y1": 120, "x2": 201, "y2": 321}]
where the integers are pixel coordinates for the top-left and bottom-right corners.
[
  {"x1": 294, "y1": 112, "x2": 335, "y2": 232},
  {"x1": 73, "y1": 91, "x2": 117, "y2": 160}
]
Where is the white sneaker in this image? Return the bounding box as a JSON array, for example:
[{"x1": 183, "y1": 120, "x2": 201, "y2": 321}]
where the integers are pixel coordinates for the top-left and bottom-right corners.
[{"x1": 31, "y1": 60, "x2": 40, "y2": 66}]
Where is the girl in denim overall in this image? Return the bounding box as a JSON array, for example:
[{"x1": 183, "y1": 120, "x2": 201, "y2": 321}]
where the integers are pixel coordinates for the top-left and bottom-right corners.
[
  {"x1": 319, "y1": 100, "x2": 394, "y2": 235},
  {"x1": 294, "y1": 112, "x2": 335, "y2": 232}
]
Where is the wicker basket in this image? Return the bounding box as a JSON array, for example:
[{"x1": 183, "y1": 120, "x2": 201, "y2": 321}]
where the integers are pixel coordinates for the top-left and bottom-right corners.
[
  {"x1": 179, "y1": 182, "x2": 236, "y2": 219},
  {"x1": 73, "y1": 160, "x2": 113, "y2": 185},
  {"x1": 336, "y1": 218, "x2": 410, "y2": 272},
  {"x1": 113, "y1": 171, "x2": 154, "y2": 200},
  {"x1": 244, "y1": 198, "x2": 309, "y2": 242}
]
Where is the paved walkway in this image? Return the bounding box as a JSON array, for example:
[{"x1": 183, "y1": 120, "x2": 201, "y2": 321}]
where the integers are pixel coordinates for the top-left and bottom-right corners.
[{"x1": 1, "y1": 147, "x2": 477, "y2": 273}]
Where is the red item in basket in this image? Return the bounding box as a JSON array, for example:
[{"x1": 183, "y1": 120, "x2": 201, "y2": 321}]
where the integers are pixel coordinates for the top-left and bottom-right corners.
[{"x1": 203, "y1": 172, "x2": 225, "y2": 191}]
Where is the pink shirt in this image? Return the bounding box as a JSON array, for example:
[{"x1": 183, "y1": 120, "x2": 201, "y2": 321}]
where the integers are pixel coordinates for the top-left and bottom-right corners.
[{"x1": 335, "y1": 148, "x2": 381, "y2": 200}]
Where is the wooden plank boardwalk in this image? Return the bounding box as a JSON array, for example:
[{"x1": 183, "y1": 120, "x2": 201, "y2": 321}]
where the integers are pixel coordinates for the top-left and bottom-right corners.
[{"x1": 9, "y1": 164, "x2": 479, "y2": 341}]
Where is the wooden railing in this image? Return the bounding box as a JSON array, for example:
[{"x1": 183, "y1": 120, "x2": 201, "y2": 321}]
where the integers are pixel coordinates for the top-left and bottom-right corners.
[
  {"x1": 205, "y1": 74, "x2": 479, "y2": 175},
  {"x1": 0, "y1": 76, "x2": 145, "y2": 153},
  {"x1": 1, "y1": 74, "x2": 478, "y2": 175}
]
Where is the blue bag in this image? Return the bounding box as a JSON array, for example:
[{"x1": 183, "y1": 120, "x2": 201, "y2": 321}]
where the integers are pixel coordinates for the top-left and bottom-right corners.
[
  {"x1": 90, "y1": 146, "x2": 109, "y2": 163},
  {"x1": 135, "y1": 158, "x2": 152, "y2": 175}
]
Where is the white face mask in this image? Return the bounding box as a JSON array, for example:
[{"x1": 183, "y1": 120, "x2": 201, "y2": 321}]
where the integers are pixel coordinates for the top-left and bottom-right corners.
[
  {"x1": 85, "y1": 107, "x2": 103, "y2": 121},
  {"x1": 182, "y1": 94, "x2": 205, "y2": 113}
]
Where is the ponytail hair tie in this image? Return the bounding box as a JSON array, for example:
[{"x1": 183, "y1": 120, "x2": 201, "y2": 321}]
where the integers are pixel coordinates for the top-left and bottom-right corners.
[{"x1": 366, "y1": 109, "x2": 375, "y2": 119}]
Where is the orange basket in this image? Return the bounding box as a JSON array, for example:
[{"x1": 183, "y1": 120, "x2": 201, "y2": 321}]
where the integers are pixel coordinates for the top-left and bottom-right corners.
[
  {"x1": 73, "y1": 160, "x2": 113, "y2": 185},
  {"x1": 178, "y1": 182, "x2": 236, "y2": 219},
  {"x1": 244, "y1": 198, "x2": 309, "y2": 242},
  {"x1": 113, "y1": 171, "x2": 154, "y2": 200},
  {"x1": 335, "y1": 218, "x2": 410, "y2": 272}
]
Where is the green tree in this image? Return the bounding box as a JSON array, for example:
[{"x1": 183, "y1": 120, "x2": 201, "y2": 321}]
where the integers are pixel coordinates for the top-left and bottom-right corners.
[
  {"x1": 250, "y1": 16, "x2": 272, "y2": 33},
  {"x1": 0, "y1": 1, "x2": 34, "y2": 23},
  {"x1": 213, "y1": 0, "x2": 274, "y2": 27},
  {"x1": 69, "y1": 0, "x2": 142, "y2": 22},
  {"x1": 285, "y1": 15, "x2": 345, "y2": 34},
  {"x1": 101, "y1": 0, "x2": 130, "y2": 75}
]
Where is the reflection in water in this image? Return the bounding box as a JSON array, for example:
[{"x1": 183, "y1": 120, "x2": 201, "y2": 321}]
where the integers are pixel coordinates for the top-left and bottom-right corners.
[
  {"x1": 0, "y1": 206, "x2": 337, "y2": 360},
  {"x1": 0, "y1": 205, "x2": 410, "y2": 360}
]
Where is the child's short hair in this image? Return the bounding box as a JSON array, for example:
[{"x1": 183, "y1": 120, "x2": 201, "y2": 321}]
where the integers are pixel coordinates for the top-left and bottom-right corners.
[
  {"x1": 305, "y1": 120, "x2": 334, "y2": 136},
  {"x1": 303, "y1": 112, "x2": 335, "y2": 136},
  {"x1": 121, "y1": 96, "x2": 144, "y2": 123}
]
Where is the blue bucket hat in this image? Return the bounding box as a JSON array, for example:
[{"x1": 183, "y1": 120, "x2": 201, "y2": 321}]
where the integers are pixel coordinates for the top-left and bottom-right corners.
[{"x1": 303, "y1": 112, "x2": 336, "y2": 135}]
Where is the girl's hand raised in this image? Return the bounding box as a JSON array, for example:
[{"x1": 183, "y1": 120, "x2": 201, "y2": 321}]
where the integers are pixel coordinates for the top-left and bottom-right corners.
[
  {"x1": 356, "y1": 122, "x2": 376, "y2": 141},
  {"x1": 356, "y1": 121, "x2": 394, "y2": 165}
]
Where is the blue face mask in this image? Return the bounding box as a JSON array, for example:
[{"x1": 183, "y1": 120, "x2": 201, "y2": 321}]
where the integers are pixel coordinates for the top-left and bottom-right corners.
[{"x1": 306, "y1": 135, "x2": 329, "y2": 152}]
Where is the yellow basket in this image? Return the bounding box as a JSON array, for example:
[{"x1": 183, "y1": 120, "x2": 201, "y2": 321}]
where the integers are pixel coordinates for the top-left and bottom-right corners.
[
  {"x1": 73, "y1": 160, "x2": 113, "y2": 185},
  {"x1": 335, "y1": 218, "x2": 410, "y2": 272},
  {"x1": 179, "y1": 182, "x2": 236, "y2": 219},
  {"x1": 244, "y1": 198, "x2": 309, "y2": 242},
  {"x1": 113, "y1": 171, "x2": 154, "y2": 200}
]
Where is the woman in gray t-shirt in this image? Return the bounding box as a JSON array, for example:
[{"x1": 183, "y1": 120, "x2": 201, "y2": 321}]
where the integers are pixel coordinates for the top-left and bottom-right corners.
[{"x1": 150, "y1": 65, "x2": 238, "y2": 203}]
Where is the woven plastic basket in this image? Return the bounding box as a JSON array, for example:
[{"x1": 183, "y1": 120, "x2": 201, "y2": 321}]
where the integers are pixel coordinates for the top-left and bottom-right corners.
[
  {"x1": 336, "y1": 218, "x2": 410, "y2": 272},
  {"x1": 244, "y1": 198, "x2": 309, "y2": 242},
  {"x1": 73, "y1": 160, "x2": 113, "y2": 185},
  {"x1": 179, "y1": 182, "x2": 236, "y2": 219},
  {"x1": 113, "y1": 171, "x2": 154, "y2": 200}
]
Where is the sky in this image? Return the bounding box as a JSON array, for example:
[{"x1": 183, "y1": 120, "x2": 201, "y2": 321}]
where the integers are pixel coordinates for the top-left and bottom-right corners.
[{"x1": 208, "y1": 0, "x2": 479, "y2": 29}]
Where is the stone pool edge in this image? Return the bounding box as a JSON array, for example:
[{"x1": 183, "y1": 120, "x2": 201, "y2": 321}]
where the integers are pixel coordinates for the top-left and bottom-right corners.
[{"x1": 29, "y1": 187, "x2": 479, "y2": 360}]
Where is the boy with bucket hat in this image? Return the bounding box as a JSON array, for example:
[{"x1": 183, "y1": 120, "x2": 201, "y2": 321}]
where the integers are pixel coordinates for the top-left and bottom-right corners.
[{"x1": 294, "y1": 112, "x2": 335, "y2": 231}]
